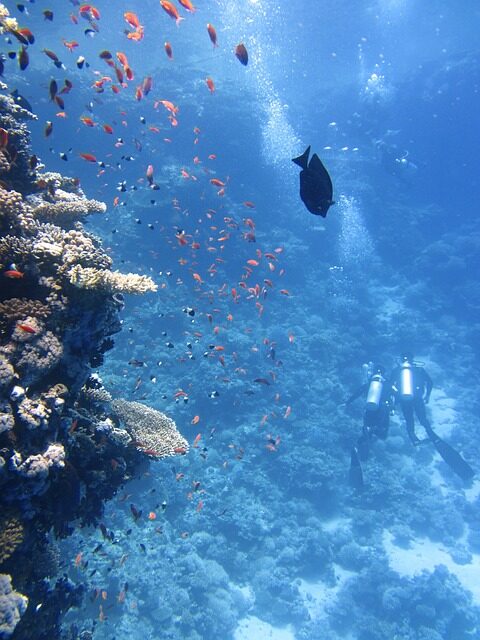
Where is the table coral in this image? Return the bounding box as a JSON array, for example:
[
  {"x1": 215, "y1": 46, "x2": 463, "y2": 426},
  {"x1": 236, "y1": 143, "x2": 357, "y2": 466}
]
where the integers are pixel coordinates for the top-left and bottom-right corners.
[
  {"x1": 112, "y1": 399, "x2": 189, "y2": 458},
  {"x1": 30, "y1": 192, "x2": 106, "y2": 229},
  {"x1": 68, "y1": 265, "x2": 158, "y2": 294}
]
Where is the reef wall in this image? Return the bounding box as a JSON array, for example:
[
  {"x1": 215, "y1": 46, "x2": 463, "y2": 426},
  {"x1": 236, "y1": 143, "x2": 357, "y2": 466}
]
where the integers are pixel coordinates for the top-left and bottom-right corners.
[{"x1": 0, "y1": 85, "x2": 187, "y2": 639}]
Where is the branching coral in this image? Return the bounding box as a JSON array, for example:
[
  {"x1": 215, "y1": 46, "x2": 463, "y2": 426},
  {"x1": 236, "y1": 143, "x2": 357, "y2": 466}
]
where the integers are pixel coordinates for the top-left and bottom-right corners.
[
  {"x1": 0, "y1": 299, "x2": 51, "y2": 325},
  {"x1": 0, "y1": 573, "x2": 27, "y2": 639},
  {"x1": 0, "y1": 235, "x2": 34, "y2": 268},
  {"x1": 68, "y1": 265, "x2": 158, "y2": 294},
  {"x1": 111, "y1": 399, "x2": 188, "y2": 457},
  {"x1": 0, "y1": 510, "x2": 24, "y2": 566}
]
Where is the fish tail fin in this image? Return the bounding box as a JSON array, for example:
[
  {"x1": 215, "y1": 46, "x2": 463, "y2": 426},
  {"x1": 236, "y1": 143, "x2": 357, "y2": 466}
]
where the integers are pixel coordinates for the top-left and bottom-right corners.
[{"x1": 292, "y1": 145, "x2": 310, "y2": 169}]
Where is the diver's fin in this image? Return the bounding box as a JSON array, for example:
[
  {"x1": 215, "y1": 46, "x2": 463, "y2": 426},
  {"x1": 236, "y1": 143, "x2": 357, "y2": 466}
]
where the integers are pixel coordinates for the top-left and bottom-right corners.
[
  {"x1": 292, "y1": 145, "x2": 310, "y2": 170},
  {"x1": 429, "y1": 430, "x2": 474, "y2": 481},
  {"x1": 349, "y1": 447, "x2": 364, "y2": 490}
]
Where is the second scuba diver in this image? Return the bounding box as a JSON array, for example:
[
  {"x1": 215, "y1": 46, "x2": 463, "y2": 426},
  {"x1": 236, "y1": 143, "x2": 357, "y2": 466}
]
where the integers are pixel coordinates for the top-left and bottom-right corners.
[
  {"x1": 347, "y1": 363, "x2": 393, "y2": 489},
  {"x1": 390, "y1": 352, "x2": 433, "y2": 446}
]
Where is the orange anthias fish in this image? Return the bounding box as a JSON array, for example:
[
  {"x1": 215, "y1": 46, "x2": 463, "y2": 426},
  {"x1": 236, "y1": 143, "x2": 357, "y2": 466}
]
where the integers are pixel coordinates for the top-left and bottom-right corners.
[
  {"x1": 164, "y1": 42, "x2": 173, "y2": 59},
  {"x1": 178, "y1": 0, "x2": 196, "y2": 12},
  {"x1": 206, "y1": 23, "x2": 217, "y2": 47},
  {"x1": 79, "y1": 153, "x2": 97, "y2": 163},
  {"x1": 124, "y1": 11, "x2": 140, "y2": 28},
  {"x1": 160, "y1": 1, "x2": 183, "y2": 25},
  {"x1": 235, "y1": 43, "x2": 249, "y2": 66},
  {"x1": 205, "y1": 77, "x2": 215, "y2": 93}
]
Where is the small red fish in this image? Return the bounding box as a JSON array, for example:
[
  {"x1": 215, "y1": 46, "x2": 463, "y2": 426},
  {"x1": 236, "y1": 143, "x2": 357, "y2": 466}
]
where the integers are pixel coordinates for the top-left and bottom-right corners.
[
  {"x1": 207, "y1": 23, "x2": 217, "y2": 47},
  {"x1": 4, "y1": 269, "x2": 24, "y2": 278},
  {"x1": 79, "y1": 153, "x2": 97, "y2": 163},
  {"x1": 17, "y1": 323, "x2": 36, "y2": 334},
  {"x1": 124, "y1": 11, "x2": 140, "y2": 29},
  {"x1": 206, "y1": 77, "x2": 215, "y2": 93},
  {"x1": 164, "y1": 42, "x2": 173, "y2": 59},
  {"x1": 18, "y1": 46, "x2": 29, "y2": 71},
  {"x1": 235, "y1": 43, "x2": 249, "y2": 66},
  {"x1": 192, "y1": 433, "x2": 201, "y2": 448},
  {"x1": 178, "y1": 0, "x2": 196, "y2": 12},
  {"x1": 160, "y1": 1, "x2": 183, "y2": 25}
]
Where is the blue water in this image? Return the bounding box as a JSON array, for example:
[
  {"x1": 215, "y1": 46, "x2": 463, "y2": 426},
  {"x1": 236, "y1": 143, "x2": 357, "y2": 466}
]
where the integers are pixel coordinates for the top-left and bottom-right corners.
[{"x1": 4, "y1": 0, "x2": 480, "y2": 638}]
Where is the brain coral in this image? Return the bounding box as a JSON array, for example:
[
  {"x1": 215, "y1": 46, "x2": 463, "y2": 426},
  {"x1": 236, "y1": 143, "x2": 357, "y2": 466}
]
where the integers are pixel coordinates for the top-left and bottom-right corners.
[{"x1": 111, "y1": 399, "x2": 188, "y2": 458}]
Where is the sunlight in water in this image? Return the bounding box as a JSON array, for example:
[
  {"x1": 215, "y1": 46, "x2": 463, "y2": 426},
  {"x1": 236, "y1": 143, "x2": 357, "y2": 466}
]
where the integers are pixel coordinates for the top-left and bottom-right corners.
[
  {"x1": 338, "y1": 195, "x2": 375, "y2": 267},
  {"x1": 218, "y1": 0, "x2": 300, "y2": 168}
]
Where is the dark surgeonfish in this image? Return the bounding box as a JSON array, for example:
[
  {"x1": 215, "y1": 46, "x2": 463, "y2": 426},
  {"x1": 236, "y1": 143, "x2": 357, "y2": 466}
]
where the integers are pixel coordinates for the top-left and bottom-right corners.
[{"x1": 292, "y1": 145, "x2": 334, "y2": 217}]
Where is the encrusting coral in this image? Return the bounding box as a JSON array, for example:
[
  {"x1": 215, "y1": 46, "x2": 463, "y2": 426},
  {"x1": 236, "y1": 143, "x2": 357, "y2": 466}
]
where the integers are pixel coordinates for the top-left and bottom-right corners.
[
  {"x1": 0, "y1": 573, "x2": 27, "y2": 639},
  {"x1": 112, "y1": 399, "x2": 189, "y2": 457}
]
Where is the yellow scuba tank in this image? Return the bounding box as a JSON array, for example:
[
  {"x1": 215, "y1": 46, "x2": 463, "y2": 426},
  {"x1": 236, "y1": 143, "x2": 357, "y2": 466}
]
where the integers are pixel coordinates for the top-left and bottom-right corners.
[
  {"x1": 366, "y1": 373, "x2": 384, "y2": 410},
  {"x1": 399, "y1": 361, "x2": 414, "y2": 400}
]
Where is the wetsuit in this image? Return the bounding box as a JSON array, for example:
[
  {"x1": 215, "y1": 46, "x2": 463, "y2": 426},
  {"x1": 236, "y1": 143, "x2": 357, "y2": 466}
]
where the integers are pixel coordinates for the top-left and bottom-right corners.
[
  {"x1": 390, "y1": 364, "x2": 433, "y2": 445},
  {"x1": 347, "y1": 376, "x2": 391, "y2": 460}
]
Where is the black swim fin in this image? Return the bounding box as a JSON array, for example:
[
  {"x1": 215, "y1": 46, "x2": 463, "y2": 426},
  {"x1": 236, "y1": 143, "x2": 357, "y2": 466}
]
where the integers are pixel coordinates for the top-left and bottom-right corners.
[
  {"x1": 429, "y1": 430, "x2": 474, "y2": 481},
  {"x1": 292, "y1": 145, "x2": 310, "y2": 170},
  {"x1": 349, "y1": 447, "x2": 364, "y2": 490}
]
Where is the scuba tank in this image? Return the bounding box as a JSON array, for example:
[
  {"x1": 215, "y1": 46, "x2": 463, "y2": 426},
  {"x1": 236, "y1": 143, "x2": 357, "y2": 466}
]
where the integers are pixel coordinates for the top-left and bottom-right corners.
[
  {"x1": 399, "y1": 361, "x2": 414, "y2": 400},
  {"x1": 365, "y1": 373, "x2": 384, "y2": 411},
  {"x1": 361, "y1": 361, "x2": 374, "y2": 385}
]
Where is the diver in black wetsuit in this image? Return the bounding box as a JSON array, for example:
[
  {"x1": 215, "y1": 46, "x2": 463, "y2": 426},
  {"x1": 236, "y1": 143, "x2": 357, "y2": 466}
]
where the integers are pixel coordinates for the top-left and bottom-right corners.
[
  {"x1": 347, "y1": 364, "x2": 393, "y2": 488},
  {"x1": 390, "y1": 352, "x2": 433, "y2": 446}
]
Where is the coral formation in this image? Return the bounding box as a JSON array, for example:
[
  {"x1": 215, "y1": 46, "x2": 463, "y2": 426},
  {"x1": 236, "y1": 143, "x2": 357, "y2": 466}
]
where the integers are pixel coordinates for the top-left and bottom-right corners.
[
  {"x1": 0, "y1": 81, "x2": 184, "y2": 639},
  {"x1": 0, "y1": 573, "x2": 27, "y2": 639},
  {"x1": 112, "y1": 399, "x2": 189, "y2": 457},
  {"x1": 0, "y1": 511, "x2": 24, "y2": 566},
  {"x1": 68, "y1": 265, "x2": 158, "y2": 294},
  {"x1": 29, "y1": 191, "x2": 106, "y2": 229}
]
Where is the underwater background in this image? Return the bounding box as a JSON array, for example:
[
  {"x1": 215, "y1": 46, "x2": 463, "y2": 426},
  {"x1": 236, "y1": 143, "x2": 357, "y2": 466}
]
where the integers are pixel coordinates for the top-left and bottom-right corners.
[{"x1": 0, "y1": 0, "x2": 480, "y2": 638}]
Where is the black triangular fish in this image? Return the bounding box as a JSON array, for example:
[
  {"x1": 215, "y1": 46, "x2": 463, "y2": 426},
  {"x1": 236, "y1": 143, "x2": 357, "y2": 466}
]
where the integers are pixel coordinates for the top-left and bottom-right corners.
[{"x1": 292, "y1": 145, "x2": 334, "y2": 217}]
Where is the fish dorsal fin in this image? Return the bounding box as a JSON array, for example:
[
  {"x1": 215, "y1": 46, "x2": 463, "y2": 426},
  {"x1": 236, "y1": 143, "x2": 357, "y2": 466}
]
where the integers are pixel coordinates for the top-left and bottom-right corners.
[{"x1": 292, "y1": 145, "x2": 310, "y2": 169}]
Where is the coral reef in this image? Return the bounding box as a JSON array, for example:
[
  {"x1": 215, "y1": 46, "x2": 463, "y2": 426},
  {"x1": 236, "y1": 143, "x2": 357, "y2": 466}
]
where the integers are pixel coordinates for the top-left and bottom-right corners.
[{"x1": 0, "y1": 82, "x2": 185, "y2": 639}]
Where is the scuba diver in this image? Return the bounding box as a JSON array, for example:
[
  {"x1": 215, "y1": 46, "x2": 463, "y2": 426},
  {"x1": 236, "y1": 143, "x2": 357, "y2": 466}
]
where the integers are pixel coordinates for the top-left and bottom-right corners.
[
  {"x1": 347, "y1": 363, "x2": 393, "y2": 489},
  {"x1": 391, "y1": 352, "x2": 474, "y2": 481},
  {"x1": 390, "y1": 352, "x2": 433, "y2": 446}
]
